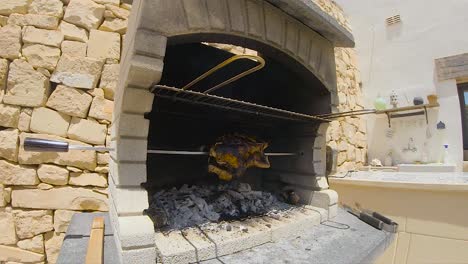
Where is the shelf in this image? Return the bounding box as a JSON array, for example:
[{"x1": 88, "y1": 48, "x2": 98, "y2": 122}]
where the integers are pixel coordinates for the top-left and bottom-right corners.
[
  {"x1": 375, "y1": 103, "x2": 439, "y2": 114},
  {"x1": 375, "y1": 103, "x2": 440, "y2": 127}
]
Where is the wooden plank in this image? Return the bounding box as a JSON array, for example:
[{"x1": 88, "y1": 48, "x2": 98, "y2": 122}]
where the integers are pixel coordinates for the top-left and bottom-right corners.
[
  {"x1": 375, "y1": 103, "x2": 439, "y2": 114},
  {"x1": 85, "y1": 217, "x2": 105, "y2": 264}
]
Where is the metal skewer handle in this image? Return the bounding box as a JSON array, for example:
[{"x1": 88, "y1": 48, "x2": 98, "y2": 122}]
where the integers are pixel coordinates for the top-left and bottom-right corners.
[
  {"x1": 24, "y1": 138, "x2": 112, "y2": 152},
  {"x1": 24, "y1": 138, "x2": 298, "y2": 156},
  {"x1": 24, "y1": 138, "x2": 71, "y2": 152}
]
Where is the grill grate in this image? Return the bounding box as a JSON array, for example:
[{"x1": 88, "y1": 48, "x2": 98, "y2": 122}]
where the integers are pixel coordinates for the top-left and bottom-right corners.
[{"x1": 151, "y1": 85, "x2": 330, "y2": 123}]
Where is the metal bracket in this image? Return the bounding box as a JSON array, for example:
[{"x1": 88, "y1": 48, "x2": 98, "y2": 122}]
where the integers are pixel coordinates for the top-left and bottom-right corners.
[
  {"x1": 385, "y1": 108, "x2": 428, "y2": 128},
  {"x1": 386, "y1": 112, "x2": 391, "y2": 128}
]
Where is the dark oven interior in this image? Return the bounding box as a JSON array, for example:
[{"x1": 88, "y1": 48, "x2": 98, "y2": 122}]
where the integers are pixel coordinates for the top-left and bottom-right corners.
[{"x1": 144, "y1": 42, "x2": 331, "y2": 192}]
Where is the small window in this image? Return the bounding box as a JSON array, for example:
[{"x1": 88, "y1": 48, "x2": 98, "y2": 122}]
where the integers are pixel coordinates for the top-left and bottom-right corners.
[{"x1": 458, "y1": 83, "x2": 468, "y2": 150}]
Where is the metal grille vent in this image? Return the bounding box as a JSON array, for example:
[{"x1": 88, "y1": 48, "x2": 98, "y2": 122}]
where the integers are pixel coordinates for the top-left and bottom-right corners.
[{"x1": 386, "y1": 15, "x2": 401, "y2": 26}]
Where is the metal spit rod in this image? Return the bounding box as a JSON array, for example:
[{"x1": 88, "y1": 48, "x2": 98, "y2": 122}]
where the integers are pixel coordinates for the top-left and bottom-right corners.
[{"x1": 24, "y1": 138, "x2": 298, "y2": 156}]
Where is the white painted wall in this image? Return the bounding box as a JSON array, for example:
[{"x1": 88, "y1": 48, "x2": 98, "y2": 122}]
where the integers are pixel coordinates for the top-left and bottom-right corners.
[{"x1": 335, "y1": 0, "x2": 468, "y2": 171}]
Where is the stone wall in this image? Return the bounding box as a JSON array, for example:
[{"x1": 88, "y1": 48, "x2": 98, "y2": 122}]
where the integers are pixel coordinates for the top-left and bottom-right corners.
[
  {"x1": 313, "y1": 0, "x2": 368, "y2": 174},
  {"x1": 0, "y1": 0, "x2": 129, "y2": 263}
]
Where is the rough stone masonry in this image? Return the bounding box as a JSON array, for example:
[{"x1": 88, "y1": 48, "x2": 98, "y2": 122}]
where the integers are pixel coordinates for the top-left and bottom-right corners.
[
  {"x1": 0, "y1": 0, "x2": 365, "y2": 263},
  {"x1": 0, "y1": 0, "x2": 129, "y2": 263}
]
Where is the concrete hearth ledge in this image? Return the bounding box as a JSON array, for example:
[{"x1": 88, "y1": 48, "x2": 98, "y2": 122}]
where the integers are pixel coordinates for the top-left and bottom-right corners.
[
  {"x1": 153, "y1": 206, "x2": 326, "y2": 264},
  {"x1": 58, "y1": 208, "x2": 392, "y2": 264}
]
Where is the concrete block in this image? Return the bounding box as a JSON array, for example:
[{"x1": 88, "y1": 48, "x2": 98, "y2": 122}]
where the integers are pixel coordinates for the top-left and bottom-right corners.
[
  {"x1": 109, "y1": 177, "x2": 149, "y2": 215},
  {"x1": 134, "y1": 30, "x2": 167, "y2": 58},
  {"x1": 127, "y1": 55, "x2": 163, "y2": 88},
  {"x1": 113, "y1": 226, "x2": 157, "y2": 264},
  {"x1": 311, "y1": 189, "x2": 338, "y2": 207},
  {"x1": 227, "y1": 0, "x2": 246, "y2": 32},
  {"x1": 245, "y1": 0, "x2": 264, "y2": 38},
  {"x1": 315, "y1": 176, "x2": 330, "y2": 190},
  {"x1": 114, "y1": 113, "x2": 149, "y2": 138},
  {"x1": 201, "y1": 219, "x2": 271, "y2": 257},
  {"x1": 154, "y1": 231, "x2": 198, "y2": 264},
  {"x1": 318, "y1": 44, "x2": 337, "y2": 90},
  {"x1": 297, "y1": 28, "x2": 312, "y2": 62},
  {"x1": 183, "y1": 0, "x2": 209, "y2": 29},
  {"x1": 328, "y1": 204, "x2": 338, "y2": 219},
  {"x1": 285, "y1": 21, "x2": 299, "y2": 54},
  {"x1": 110, "y1": 137, "x2": 147, "y2": 162},
  {"x1": 280, "y1": 173, "x2": 328, "y2": 190},
  {"x1": 314, "y1": 123, "x2": 329, "y2": 175},
  {"x1": 268, "y1": 208, "x2": 321, "y2": 242},
  {"x1": 109, "y1": 159, "x2": 147, "y2": 186},
  {"x1": 206, "y1": 0, "x2": 228, "y2": 30},
  {"x1": 308, "y1": 33, "x2": 326, "y2": 71},
  {"x1": 120, "y1": 247, "x2": 157, "y2": 264},
  {"x1": 118, "y1": 215, "x2": 155, "y2": 248},
  {"x1": 149, "y1": 210, "x2": 324, "y2": 264},
  {"x1": 120, "y1": 87, "x2": 154, "y2": 114},
  {"x1": 139, "y1": 0, "x2": 187, "y2": 34},
  {"x1": 181, "y1": 228, "x2": 216, "y2": 261},
  {"x1": 264, "y1": 3, "x2": 284, "y2": 45}
]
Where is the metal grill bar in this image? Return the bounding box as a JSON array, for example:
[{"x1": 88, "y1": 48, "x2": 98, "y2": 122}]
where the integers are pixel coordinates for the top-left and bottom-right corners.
[
  {"x1": 147, "y1": 150, "x2": 297, "y2": 156},
  {"x1": 24, "y1": 137, "x2": 298, "y2": 156},
  {"x1": 151, "y1": 85, "x2": 330, "y2": 123}
]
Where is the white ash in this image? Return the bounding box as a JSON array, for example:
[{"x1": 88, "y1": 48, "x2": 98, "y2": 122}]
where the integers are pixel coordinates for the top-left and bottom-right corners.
[{"x1": 147, "y1": 182, "x2": 293, "y2": 230}]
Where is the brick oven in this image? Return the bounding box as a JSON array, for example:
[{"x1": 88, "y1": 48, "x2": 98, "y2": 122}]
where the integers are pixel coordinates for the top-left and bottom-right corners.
[{"x1": 109, "y1": 0, "x2": 354, "y2": 263}]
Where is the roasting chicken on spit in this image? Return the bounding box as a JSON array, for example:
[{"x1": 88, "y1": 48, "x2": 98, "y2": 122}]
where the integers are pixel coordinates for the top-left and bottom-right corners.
[{"x1": 208, "y1": 134, "x2": 270, "y2": 181}]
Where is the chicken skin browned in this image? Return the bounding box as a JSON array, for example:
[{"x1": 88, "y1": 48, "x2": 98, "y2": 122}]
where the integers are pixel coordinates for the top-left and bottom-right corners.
[{"x1": 209, "y1": 134, "x2": 270, "y2": 181}]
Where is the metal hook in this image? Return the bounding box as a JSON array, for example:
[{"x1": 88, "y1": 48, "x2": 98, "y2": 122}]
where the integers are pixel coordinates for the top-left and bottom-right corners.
[{"x1": 181, "y1": 54, "x2": 265, "y2": 94}]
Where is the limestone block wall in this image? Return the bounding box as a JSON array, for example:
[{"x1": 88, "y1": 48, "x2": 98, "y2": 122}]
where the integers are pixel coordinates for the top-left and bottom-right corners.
[
  {"x1": 0, "y1": 0, "x2": 130, "y2": 263},
  {"x1": 313, "y1": 0, "x2": 368, "y2": 174}
]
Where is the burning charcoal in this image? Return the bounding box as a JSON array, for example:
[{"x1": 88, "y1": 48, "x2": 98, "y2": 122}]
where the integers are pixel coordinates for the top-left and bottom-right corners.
[
  {"x1": 179, "y1": 184, "x2": 191, "y2": 193},
  {"x1": 237, "y1": 182, "x2": 252, "y2": 193},
  {"x1": 205, "y1": 210, "x2": 220, "y2": 222},
  {"x1": 190, "y1": 211, "x2": 204, "y2": 223},
  {"x1": 147, "y1": 182, "x2": 294, "y2": 230},
  {"x1": 226, "y1": 190, "x2": 244, "y2": 200}
]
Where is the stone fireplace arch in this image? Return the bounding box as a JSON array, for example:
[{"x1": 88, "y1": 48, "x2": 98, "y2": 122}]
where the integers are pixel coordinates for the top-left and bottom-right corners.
[{"x1": 108, "y1": 0, "x2": 353, "y2": 262}]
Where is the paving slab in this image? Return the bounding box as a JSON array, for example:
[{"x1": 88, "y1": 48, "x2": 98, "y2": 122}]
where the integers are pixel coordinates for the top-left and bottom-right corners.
[
  {"x1": 204, "y1": 208, "x2": 394, "y2": 264},
  {"x1": 57, "y1": 209, "x2": 394, "y2": 264},
  {"x1": 57, "y1": 212, "x2": 118, "y2": 264}
]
